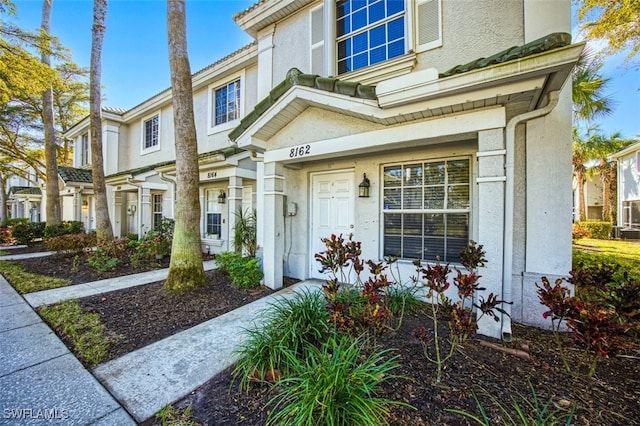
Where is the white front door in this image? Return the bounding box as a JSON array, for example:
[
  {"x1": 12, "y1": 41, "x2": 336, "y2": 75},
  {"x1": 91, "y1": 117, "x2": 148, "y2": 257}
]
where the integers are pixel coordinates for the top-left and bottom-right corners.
[{"x1": 310, "y1": 170, "x2": 355, "y2": 279}]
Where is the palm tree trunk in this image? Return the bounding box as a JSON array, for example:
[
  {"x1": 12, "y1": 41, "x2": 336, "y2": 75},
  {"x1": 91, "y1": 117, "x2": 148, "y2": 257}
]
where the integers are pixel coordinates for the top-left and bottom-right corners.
[
  {"x1": 165, "y1": 0, "x2": 205, "y2": 292},
  {"x1": 90, "y1": 0, "x2": 114, "y2": 242},
  {"x1": 41, "y1": 0, "x2": 61, "y2": 225},
  {"x1": 576, "y1": 172, "x2": 587, "y2": 221}
]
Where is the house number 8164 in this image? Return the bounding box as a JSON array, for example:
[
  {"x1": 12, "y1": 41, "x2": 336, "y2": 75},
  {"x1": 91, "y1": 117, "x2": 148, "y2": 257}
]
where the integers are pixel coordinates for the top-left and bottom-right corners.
[{"x1": 289, "y1": 145, "x2": 310, "y2": 158}]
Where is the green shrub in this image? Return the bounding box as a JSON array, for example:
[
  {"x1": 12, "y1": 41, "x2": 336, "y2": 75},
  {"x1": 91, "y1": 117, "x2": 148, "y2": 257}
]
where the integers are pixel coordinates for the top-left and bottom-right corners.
[
  {"x1": 44, "y1": 221, "x2": 85, "y2": 239},
  {"x1": 215, "y1": 251, "x2": 242, "y2": 273},
  {"x1": 1, "y1": 218, "x2": 28, "y2": 227},
  {"x1": 232, "y1": 290, "x2": 330, "y2": 391},
  {"x1": 29, "y1": 221, "x2": 46, "y2": 239},
  {"x1": 215, "y1": 251, "x2": 263, "y2": 288},
  {"x1": 572, "y1": 222, "x2": 591, "y2": 240},
  {"x1": 266, "y1": 334, "x2": 408, "y2": 426},
  {"x1": 228, "y1": 257, "x2": 263, "y2": 288},
  {"x1": 88, "y1": 248, "x2": 119, "y2": 274},
  {"x1": 577, "y1": 221, "x2": 612, "y2": 239},
  {"x1": 11, "y1": 222, "x2": 34, "y2": 245},
  {"x1": 44, "y1": 233, "x2": 96, "y2": 254}
]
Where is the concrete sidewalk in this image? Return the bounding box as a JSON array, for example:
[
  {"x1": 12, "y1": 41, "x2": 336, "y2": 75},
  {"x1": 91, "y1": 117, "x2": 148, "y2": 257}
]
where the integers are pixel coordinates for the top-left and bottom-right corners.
[
  {"x1": 0, "y1": 275, "x2": 135, "y2": 425},
  {"x1": 1, "y1": 248, "x2": 323, "y2": 424},
  {"x1": 24, "y1": 259, "x2": 217, "y2": 308}
]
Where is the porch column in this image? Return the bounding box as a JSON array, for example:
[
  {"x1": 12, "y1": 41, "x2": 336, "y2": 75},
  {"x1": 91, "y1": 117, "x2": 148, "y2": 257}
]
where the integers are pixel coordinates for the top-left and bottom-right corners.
[
  {"x1": 72, "y1": 190, "x2": 82, "y2": 222},
  {"x1": 139, "y1": 188, "x2": 151, "y2": 234},
  {"x1": 227, "y1": 176, "x2": 243, "y2": 252},
  {"x1": 475, "y1": 129, "x2": 507, "y2": 340},
  {"x1": 262, "y1": 162, "x2": 285, "y2": 289},
  {"x1": 112, "y1": 190, "x2": 122, "y2": 237}
]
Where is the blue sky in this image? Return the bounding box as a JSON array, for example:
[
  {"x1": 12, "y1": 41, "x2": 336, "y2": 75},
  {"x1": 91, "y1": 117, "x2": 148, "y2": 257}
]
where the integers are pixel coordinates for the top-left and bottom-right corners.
[{"x1": 7, "y1": 0, "x2": 640, "y2": 139}]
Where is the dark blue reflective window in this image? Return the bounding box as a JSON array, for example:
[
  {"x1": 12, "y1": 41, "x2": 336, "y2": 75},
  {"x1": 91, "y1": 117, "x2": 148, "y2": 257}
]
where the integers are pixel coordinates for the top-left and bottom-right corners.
[{"x1": 336, "y1": 0, "x2": 406, "y2": 74}]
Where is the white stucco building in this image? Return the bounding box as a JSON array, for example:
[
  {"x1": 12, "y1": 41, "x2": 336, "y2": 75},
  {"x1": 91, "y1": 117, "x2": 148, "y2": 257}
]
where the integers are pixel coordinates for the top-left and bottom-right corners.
[
  {"x1": 612, "y1": 140, "x2": 640, "y2": 237},
  {"x1": 64, "y1": 0, "x2": 583, "y2": 339}
]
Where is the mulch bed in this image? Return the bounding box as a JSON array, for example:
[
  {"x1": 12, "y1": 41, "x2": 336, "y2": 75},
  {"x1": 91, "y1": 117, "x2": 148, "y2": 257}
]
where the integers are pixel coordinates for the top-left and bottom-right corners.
[{"x1": 5, "y1": 245, "x2": 639, "y2": 425}]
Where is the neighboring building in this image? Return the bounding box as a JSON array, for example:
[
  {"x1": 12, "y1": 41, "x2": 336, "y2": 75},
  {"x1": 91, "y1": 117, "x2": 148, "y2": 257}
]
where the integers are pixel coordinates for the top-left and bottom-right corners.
[
  {"x1": 612, "y1": 140, "x2": 640, "y2": 238},
  {"x1": 5, "y1": 170, "x2": 42, "y2": 222},
  {"x1": 64, "y1": 0, "x2": 583, "y2": 339},
  {"x1": 573, "y1": 171, "x2": 604, "y2": 222}
]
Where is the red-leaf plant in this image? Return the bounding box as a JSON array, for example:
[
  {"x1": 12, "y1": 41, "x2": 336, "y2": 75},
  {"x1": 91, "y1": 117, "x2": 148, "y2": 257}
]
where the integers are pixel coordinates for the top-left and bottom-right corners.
[
  {"x1": 537, "y1": 274, "x2": 634, "y2": 378},
  {"x1": 411, "y1": 241, "x2": 509, "y2": 384},
  {"x1": 315, "y1": 234, "x2": 394, "y2": 336}
]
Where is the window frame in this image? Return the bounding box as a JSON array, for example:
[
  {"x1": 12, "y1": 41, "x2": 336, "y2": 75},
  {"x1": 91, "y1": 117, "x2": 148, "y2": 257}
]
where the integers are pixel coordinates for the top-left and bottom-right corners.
[
  {"x1": 381, "y1": 156, "x2": 472, "y2": 263},
  {"x1": 141, "y1": 112, "x2": 161, "y2": 155},
  {"x1": 80, "y1": 132, "x2": 90, "y2": 166},
  {"x1": 207, "y1": 71, "x2": 245, "y2": 135},
  {"x1": 204, "y1": 188, "x2": 223, "y2": 238},
  {"x1": 335, "y1": 0, "x2": 408, "y2": 75},
  {"x1": 152, "y1": 193, "x2": 163, "y2": 231}
]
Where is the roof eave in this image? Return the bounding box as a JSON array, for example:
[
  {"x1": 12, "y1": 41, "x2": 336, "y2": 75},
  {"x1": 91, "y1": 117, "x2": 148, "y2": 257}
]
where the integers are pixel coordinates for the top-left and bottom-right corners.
[{"x1": 234, "y1": 0, "x2": 315, "y2": 38}]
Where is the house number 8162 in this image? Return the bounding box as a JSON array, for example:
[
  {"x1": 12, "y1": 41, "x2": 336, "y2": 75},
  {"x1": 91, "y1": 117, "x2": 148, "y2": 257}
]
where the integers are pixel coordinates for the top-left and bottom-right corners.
[{"x1": 289, "y1": 145, "x2": 310, "y2": 158}]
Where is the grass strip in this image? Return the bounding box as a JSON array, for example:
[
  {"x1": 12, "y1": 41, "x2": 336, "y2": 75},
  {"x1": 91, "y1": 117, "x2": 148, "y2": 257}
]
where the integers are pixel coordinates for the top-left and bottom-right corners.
[
  {"x1": 38, "y1": 300, "x2": 119, "y2": 366},
  {"x1": 0, "y1": 261, "x2": 71, "y2": 293}
]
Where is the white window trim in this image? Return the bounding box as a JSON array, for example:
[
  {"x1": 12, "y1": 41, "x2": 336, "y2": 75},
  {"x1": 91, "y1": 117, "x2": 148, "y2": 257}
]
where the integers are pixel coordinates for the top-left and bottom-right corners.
[
  {"x1": 80, "y1": 132, "x2": 91, "y2": 167},
  {"x1": 140, "y1": 111, "x2": 161, "y2": 155},
  {"x1": 207, "y1": 70, "x2": 245, "y2": 135},
  {"x1": 202, "y1": 187, "x2": 224, "y2": 239},
  {"x1": 380, "y1": 155, "x2": 472, "y2": 263},
  {"x1": 309, "y1": 4, "x2": 325, "y2": 75}
]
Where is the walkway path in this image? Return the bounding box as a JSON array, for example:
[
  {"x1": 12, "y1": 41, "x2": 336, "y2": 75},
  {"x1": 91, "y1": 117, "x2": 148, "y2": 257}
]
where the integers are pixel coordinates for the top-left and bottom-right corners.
[{"x1": 0, "y1": 249, "x2": 322, "y2": 424}]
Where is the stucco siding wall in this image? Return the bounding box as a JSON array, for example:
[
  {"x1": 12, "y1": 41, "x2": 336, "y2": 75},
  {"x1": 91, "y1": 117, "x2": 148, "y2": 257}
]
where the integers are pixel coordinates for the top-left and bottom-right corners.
[
  {"x1": 280, "y1": 141, "x2": 478, "y2": 288},
  {"x1": 271, "y1": 107, "x2": 386, "y2": 150},
  {"x1": 415, "y1": 0, "x2": 524, "y2": 74},
  {"x1": 620, "y1": 150, "x2": 640, "y2": 201},
  {"x1": 271, "y1": 4, "x2": 313, "y2": 83}
]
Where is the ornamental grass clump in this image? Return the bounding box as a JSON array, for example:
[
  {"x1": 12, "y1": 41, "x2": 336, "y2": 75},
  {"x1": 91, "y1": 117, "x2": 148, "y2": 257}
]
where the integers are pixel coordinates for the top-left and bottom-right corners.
[
  {"x1": 266, "y1": 334, "x2": 409, "y2": 426},
  {"x1": 411, "y1": 241, "x2": 509, "y2": 383}
]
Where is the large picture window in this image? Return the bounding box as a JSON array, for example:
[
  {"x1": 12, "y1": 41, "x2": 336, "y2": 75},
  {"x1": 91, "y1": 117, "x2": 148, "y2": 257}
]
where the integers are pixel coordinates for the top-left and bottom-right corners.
[
  {"x1": 205, "y1": 189, "x2": 222, "y2": 237},
  {"x1": 214, "y1": 79, "x2": 241, "y2": 126},
  {"x1": 383, "y1": 158, "x2": 470, "y2": 262},
  {"x1": 336, "y1": 0, "x2": 406, "y2": 74},
  {"x1": 143, "y1": 115, "x2": 159, "y2": 151}
]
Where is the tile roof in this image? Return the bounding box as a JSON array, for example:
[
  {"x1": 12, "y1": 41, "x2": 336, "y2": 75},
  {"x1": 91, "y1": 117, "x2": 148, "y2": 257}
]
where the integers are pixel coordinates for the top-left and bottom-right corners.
[
  {"x1": 8, "y1": 186, "x2": 42, "y2": 196},
  {"x1": 439, "y1": 32, "x2": 571, "y2": 78},
  {"x1": 228, "y1": 68, "x2": 377, "y2": 141},
  {"x1": 229, "y1": 32, "x2": 572, "y2": 142},
  {"x1": 58, "y1": 166, "x2": 94, "y2": 184}
]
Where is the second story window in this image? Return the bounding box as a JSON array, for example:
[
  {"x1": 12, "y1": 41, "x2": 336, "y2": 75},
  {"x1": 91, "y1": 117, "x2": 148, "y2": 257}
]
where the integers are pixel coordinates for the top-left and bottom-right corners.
[
  {"x1": 336, "y1": 0, "x2": 406, "y2": 74},
  {"x1": 214, "y1": 79, "x2": 241, "y2": 126},
  {"x1": 143, "y1": 114, "x2": 159, "y2": 151},
  {"x1": 81, "y1": 133, "x2": 90, "y2": 166}
]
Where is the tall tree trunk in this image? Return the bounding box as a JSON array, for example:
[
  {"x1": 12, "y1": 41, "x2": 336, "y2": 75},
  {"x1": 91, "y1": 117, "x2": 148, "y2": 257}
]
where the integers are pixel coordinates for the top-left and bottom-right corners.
[
  {"x1": 0, "y1": 171, "x2": 6, "y2": 223},
  {"x1": 576, "y1": 171, "x2": 586, "y2": 222},
  {"x1": 90, "y1": 0, "x2": 113, "y2": 242},
  {"x1": 600, "y1": 161, "x2": 614, "y2": 223},
  {"x1": 165, "y1": 0, "x2": 205, "y2": 292},
  {"x1": 41, "y1": 0, "x2": 61, "y2": 225}
]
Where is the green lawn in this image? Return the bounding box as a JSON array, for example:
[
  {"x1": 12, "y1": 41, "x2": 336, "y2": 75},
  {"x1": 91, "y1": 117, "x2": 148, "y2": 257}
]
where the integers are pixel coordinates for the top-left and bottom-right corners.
[{"x1": 573, "y1": 238, "x2": 640, "y2": 278}]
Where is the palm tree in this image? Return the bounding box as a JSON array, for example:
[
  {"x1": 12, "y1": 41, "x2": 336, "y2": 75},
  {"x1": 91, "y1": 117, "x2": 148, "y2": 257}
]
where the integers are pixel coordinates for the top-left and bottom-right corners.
[
  {"x1": 573, "y1": 127, "x2": 593, "y2": 222},
  {"x1": 572, "y1": 51, "x2": 613, "y2": 123},
  {"x1": 89, "y1": 0, "x2": 114, "y2": 242},
  {"x1": 164, "y1": 0, "x2": 205, "y2": 292}
]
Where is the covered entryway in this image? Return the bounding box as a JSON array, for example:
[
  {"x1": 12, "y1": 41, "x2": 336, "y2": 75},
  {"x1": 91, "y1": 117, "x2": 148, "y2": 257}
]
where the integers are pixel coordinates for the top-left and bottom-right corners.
[{"x1": 310, "y1": 170, "x2": 355, "y2": 279}]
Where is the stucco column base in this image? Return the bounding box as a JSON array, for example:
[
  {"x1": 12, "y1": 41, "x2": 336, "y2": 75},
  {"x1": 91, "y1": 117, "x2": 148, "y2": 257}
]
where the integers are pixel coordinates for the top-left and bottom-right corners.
[{"x1": 262, "y1": 162, "x2": 284, "y2": 290}]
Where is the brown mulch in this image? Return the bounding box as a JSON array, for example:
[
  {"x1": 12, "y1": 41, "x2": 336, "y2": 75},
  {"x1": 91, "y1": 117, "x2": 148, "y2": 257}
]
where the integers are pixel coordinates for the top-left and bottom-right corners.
[{"x1": 6, "y1": 245, "x2": 640, "y2": 425}]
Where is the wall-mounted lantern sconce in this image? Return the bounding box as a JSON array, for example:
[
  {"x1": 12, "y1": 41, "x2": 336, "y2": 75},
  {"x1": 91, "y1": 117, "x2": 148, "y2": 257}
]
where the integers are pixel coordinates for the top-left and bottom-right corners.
[
  {"x1": 358, "y1": 173, "x2": 370, "y2": 198},
  {"x1": 218, "y1": 190, "x2": 227, "y2": 204},
  {"x1": 82, "y1": 200, "x2": 89, "y2": 210}
]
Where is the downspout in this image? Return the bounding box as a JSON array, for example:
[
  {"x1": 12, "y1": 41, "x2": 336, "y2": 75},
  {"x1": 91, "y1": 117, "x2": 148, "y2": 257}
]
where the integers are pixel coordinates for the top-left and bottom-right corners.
[
  {"x1": 126, "y1": 176, "x2": 143, "y2": 236},
  {"x1": 502, "y1": 90, "x2": 560, "y2": 341},
  {"x1": 159, "y1": 173, "x2": 177, "y2": 218}
]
